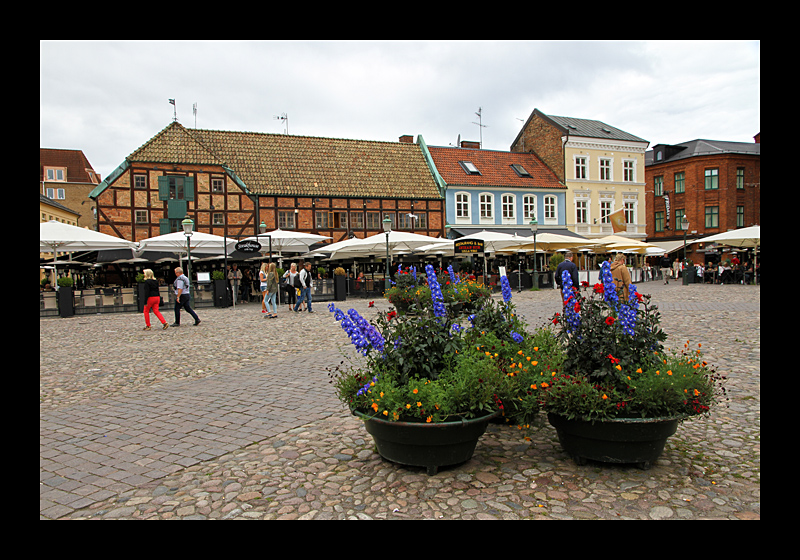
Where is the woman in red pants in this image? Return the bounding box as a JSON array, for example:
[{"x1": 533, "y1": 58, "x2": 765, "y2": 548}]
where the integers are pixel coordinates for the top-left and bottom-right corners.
[{"x1": 142, "y1": 269, "x2": 168, "y2": 330}]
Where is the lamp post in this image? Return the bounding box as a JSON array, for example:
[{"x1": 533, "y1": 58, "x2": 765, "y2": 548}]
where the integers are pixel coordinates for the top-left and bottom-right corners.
[
  {"x1": 530, "y1": 217, "x2": 539, "y2": 289},
  {"x1": 181, "y1": 216, "x2": 194, "y2": 305},
  {"x1": 382, "y1": 214, "x2": 392, "y2": 291},
  {"x1": 681, "y1": 215, "x2": 689, "y2": 285}
]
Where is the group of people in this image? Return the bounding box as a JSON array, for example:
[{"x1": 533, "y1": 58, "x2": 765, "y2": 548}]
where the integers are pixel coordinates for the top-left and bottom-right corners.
[
  {"x1": 141, "y1": 266, "x2": 201, "y2": 330},
  {"x1": 556, "y1": 251, "x2": 634, "y2": 303},
  {"x1": 256, "y1": 261, "x2": 316, "y2": 317}
]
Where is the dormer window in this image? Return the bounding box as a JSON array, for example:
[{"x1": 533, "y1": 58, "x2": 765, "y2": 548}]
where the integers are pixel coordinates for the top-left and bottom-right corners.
[
  {"x1": 44, "y1": 167, "x2": 66, "y2": 182},
  {"x1": 459, "y1": 161, "x2": 481, "y2": 175},
  {"x1": 511, "y1": 163, "x2": 531, "y2": 177}
]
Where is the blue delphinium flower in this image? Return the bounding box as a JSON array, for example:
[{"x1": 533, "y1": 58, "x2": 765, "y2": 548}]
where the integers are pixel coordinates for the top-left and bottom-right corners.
[
  {"x1": 328, "y1": 305, "x2": 385, "y2": 356},
  {"x1": 510, "y1": 331, "x2": 524, "y2": 344},
  {"x1": 411, "y1": 266, "x2": 417, "y2": 282},
  {"x1": 356, "y1": 375, "x2": 379, "y2": 397},
  {"x1": 600, "y1": 260, "x2": 619, "y2": 309},
  {"x1": 447, "y1": 264, "x2": 459, "y2": 285},
  {"x1": 620, "y1": 283, "x2": 640, "y2": 336},
  {"x1": 500, "y1": 274, "x2": 513, "y2": 302},
  {"x1": 452, "y1": 324, "x2": 462, "y2": 334},
  {"x1": 425, "y1": 264, "x2": 447, "y2": 319},
  {"x1": 561, "y1": 269, "x2": 580, "y2": 334}
]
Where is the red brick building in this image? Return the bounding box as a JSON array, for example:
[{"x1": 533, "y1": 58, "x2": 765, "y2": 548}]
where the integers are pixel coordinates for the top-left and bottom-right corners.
[
  {"x1": 40, "y1": 148, "x2": 101, "y2": 230},
  {"x1": 645, "y1": 135, "x2": 760, "y2": 264},
  {"x1": 89, "y1": 122, "x2": 445, "y2": 244}
]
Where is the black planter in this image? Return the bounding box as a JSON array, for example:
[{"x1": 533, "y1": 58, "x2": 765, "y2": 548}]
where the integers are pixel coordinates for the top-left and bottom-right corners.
[
  {"x1": 136, "y1": 283, "x2": 147, "y2": 313},
  {"x1": 213, "y1": 279, "x2": 230, "y2": 307},
  {"x1": 547, "y1": 413, "x2": 683, "y2": 470},
  {"x1": 57, "y1": 286, "x2": 75, "y2": 318},
  {"x1": 353, "y1": 409, "x2": 499, "y2": 475},
  {"x1": 334, "y1": 275, "x2": 347, "y2": 301}
]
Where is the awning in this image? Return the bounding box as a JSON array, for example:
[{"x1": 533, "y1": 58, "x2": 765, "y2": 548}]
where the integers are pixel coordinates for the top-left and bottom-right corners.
[
  {"x1": 450, "y1": 226, "x2": 588, "y2": 240},
  {"x1": 647, "y1": 239, "x2": 700, "y2": 254}
]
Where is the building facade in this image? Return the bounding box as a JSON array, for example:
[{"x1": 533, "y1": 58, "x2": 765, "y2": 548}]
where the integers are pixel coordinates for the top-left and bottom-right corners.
[
  {"x1": 423, "y1": 139, "x2": 567, "y2": 237},
  {"x1": 40, "y1": 148, "x2": 101, "y2": 230},
  {"x1": 510, "y1": 109, "x2": 649, "y2": 239},
  {"x1": 644, "y1": 135, "x2": 760, "y2": 263},
  {"x1": 89, "y1": 123, "x2": 445, "y2": 244}
]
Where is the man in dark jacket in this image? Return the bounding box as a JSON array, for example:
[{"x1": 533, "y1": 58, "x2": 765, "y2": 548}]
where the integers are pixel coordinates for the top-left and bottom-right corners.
[
  {"x1": 659, "y1": 254, "x2": 672, "y2": 284},
  {"x1": 555, "y1": 252, "x2": 579, "y2": 302}
]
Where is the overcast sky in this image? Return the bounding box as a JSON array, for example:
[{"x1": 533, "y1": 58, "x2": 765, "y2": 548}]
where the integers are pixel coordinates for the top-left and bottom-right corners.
[{"x1": 40, "y1": 40, "x2": 760, "y2": 181}]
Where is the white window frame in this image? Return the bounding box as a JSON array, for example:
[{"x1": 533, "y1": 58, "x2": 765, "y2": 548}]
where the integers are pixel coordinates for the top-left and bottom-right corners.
[
  {"x1": 501, "y1": 193, "x2": 516, "y2": 224},
  {"x1": 599, "y1": 157, "x2": 612, "y2": 181},
  {"x1": 46, "y1": 187, "x2": 66, "y2": 200},
  {"x1": 455, "y1": 191, "x2": 471, "y2": 223},
  {"x1": 575, "y1": 199, "x2": 588, "y2": 225},
  {"x1": 522, "y1": 194, "x2": 536, "y2": 222},
  {"x1": 543, "y1": 195, "x2": 557, "y2": 225},
  {"x1": 623, "y1": 159, "x2": 636, "y2": 182},
  {"x1": 479, "y1": 192, "x2": 494, "y2": 223},
  {"x1": 574, "y1": 156, "x2": 587, "y2": 180}
]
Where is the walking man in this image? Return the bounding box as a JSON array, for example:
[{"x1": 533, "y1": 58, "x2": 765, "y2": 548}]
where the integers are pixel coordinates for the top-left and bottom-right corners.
[
  {"x1": 293, "y1": 262, "x2": 315, "y2": 313},
  {"x1": 172, "y1": 266, "x2": 201, "y2": 326}
]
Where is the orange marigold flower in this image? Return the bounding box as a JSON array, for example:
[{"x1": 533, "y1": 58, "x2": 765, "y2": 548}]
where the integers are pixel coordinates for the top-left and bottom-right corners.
[
  {"x1": 602, "y1": 394, "x2": 608, "y2": 400},
  {"x1": 412, "y1": 388, "x2": 418, "y2": 394}
]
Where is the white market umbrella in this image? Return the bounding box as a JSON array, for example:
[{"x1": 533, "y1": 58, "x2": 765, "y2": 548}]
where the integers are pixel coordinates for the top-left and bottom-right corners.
[
  {"x1": 506, "y1": 231, "x2": 590, "y2": 252},
  {"x1": 237, "y1": 229, "x2": 332, "y2": 252},
  {"x1": 40, "y1": 220, "x2": 138, "y2": 287},
  {"x1": 696, "y1": 225, "x2": 760, "y2": 248},
  {"x1": 326, "y1": 231, "x2": 445, "y2": 259},
  {"x1": 137, "y1": 230, "x2": 237, "y2": 255}
]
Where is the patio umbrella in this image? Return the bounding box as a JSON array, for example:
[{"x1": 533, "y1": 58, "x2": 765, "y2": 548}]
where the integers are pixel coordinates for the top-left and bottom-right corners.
[
  {"x1": 508, "y1": 231, "x2": 591, "y2": 252},
  {"x1": 326, "y1": 231, "x2": 445, "y2": 259},
  {"x1": 695, "y1": 225, "x2": 760, "y2": 248},
  {"x1": 236, "y1": 229, "x2": 332, "y2": 252},
  {"x1": 136, "y1": 230, "x2": 237, "y2": 255},
  {"x1": 40, "y1": 220, "x2": 138, "y2": 287}
]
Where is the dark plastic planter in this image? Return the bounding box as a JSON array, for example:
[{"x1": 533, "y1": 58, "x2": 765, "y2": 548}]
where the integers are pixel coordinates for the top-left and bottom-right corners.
[
  {"x1": 547, "y1": 412, "x2": 683, "y2": 470},
  {"x1": 354, "y1": 409, "x2": 500, "y2": 475}
]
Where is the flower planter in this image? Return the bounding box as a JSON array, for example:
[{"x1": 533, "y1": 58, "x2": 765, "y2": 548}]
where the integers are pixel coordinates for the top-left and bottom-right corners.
[
  {"x1": 547, "y1": 413, "x2": 683, "y2": 470},
  {"x1": 353, "y1": 409, "x2": 500, "y2": 475}
]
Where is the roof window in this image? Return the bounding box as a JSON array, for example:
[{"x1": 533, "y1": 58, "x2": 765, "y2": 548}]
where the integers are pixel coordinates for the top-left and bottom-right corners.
[
  {"x1": 459, "y1": 161, "x2": 481, "y2": 175},
  {"x1": 511, "y1": 164, "x2": 531, "y2": 177}
]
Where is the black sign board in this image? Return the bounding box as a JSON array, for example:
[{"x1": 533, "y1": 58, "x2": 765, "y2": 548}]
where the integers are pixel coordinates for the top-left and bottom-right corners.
[
  {"x1": 235, "y1": 240, "x2": 262, "y2": 253},
  {"x1": 454, "y1": 239, "x2": 485, "y2": 254}
]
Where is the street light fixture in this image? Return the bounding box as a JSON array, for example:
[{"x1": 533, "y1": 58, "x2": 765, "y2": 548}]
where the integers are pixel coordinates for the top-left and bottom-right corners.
[
  {"x1": 181, "y1": 216, "x2": 194, "y2": 305},
  {"x1": 530, "y1": 217, "x2": 539, "y2": 289},
  {"x1": 383, "y1": 214, "x2": 392, "y2": 291}
]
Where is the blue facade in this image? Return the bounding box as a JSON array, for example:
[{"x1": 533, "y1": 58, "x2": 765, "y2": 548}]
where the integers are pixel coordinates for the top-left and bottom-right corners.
[{"x1": 444, "y1": 187, "x2": 566, "y2": 230}]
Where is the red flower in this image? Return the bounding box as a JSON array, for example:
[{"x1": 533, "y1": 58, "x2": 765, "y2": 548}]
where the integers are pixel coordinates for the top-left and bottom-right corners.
[
  {"x1": 368, "y1": 301, "x2": 375, "y2": 307},
  {"x1": 387, "y1": 310, "x2": 397, "y2": 321},
  {"x1": 607, "y1": 354, "x2": 620, "y2": 365},
  {"x1": 552, "y1": 313, "x2": 560, "y2": 325},
  {"x1": 605, "y1": 316, "x2": 615, "y2": 326},
  {"x1": 593, "y1": 283, "x2": 604, "y2": 294}
]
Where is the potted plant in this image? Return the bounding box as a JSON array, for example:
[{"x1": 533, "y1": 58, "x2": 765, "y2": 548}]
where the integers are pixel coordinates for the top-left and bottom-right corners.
[
  {"x1": 328, "y1": 266, "x2": 534, "y2": 475},
  {"x1": 538, "y1": 261, "x2": 727, "y2": 469},
  {"x1": 333, "y1": 266, "x2": 347, "y2": 301},
  {"x1": 211, "y1": 269, "x2": 229, "y2": 307},
  {"x1": 135, "y1": 272, "x2": 147, "y2": 313},
  {"x1": 57, "y1": 276, "x2": 75, "y2": 318}
]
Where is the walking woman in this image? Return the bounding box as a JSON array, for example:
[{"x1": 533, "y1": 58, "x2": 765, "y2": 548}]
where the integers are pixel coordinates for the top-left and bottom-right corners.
[
  {"x1": 264, "y1": 262, "x2": 280, "y2": 318},
  {"x1": 259, "y1": 262, "x2": 269, "y2": 314},
  {"x1": 142, "y1": 269, "x2": 168, "y2": 330}
]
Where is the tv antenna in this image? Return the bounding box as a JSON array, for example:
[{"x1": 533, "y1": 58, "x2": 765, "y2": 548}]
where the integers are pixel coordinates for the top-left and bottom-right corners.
[
  {"x1": 193, "y1": 103, "x2": 197, "y2": 128},
  {"x1": 274, "y1": 112, "x2": 288, "y2": 134},
  {"x1": 472, "y1": 107, "x2": 487, "y2": 148},
  {"x1": 169, "y1": 99, "x2": 177, "y2": 122}
]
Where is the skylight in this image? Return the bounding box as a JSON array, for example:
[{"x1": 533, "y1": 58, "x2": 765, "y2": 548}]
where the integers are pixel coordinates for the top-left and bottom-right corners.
[
  {"x1": 511, "y1": 164, "x2": 531, "y2": 177},
  {"x1": 459, "y1": 161, "x2": 481, "y2": 175}
]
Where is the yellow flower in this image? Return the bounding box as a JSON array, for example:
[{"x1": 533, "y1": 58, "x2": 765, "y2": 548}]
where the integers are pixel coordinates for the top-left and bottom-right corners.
[
  {"x1": 615, "y1": 365, "x2": 622, "y2": 371},
  {"x1": 382, "y1": 410, "x2": 388, "y2": 416},
  {"x1": 380, "y1": 391, "x2": 384, "y2": 398},
  {"x1": 517, "y1": 350, "x2": 524, "y2": 356},
  {"x1": 602, "y1": 394, "x2": 608, "y2": 400},
  {"x1": 413, "y1": 388, "x2": 418, "y2": 394},
  {"x1": 531, "y1": 384, "x2": 537, "y2": 390},
  {"x1": 417, "y1": 402, "x2": 422, "y2": 407},
  {"x1": 533, "y1": 347, "x2": 539, "y2": 352},
  {"x1": 667, "y1": 370, "x2": 673, "y2": 376},
  {"x1": 636, "y1": 368, "x2": 642, "y2": 374},
  {"x1": 531, "y1": 360, "x2": 537, "y2": 366},
  {"x1": 406, "y1": 403, "x2": 411, "y2": 409},
  {"x1": 371, "y1": 402, "x2": 379, "y2": 412},
  {"x1": 426, "y1": 416, "x2": 432, "y2": 423}
]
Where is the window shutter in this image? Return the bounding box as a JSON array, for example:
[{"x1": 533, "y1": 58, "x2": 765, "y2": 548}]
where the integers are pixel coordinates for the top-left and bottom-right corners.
[
  {"x1": 184, "y1": 176, "x2": 195, "y2": 201},
  {"x1": 159, "y1": 219, "x2": 170, "y2": 234},
  {"x1": 158, "y1": 176, "x2": 169, "y2": 200}
]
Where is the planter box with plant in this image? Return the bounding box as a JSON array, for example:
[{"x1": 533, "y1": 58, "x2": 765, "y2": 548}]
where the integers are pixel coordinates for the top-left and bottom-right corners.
[{"x1": 57, "y1": 276, "x2": 75, "y2": 318}]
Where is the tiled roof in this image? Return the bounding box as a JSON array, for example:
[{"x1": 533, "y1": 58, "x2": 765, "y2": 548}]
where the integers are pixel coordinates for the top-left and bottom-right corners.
[
  {"x1": 544, "y1": 114, "x2": 648, "y2": 143},
  {"x1": 126, "y1": 122, "x2": 442, "y2": 200},
  {"x1": 40, "y1": 148, "x2": 99, "y2": 183},
  {"x1": 426, "y1": 145, "x2": 565, "y2": 190}
]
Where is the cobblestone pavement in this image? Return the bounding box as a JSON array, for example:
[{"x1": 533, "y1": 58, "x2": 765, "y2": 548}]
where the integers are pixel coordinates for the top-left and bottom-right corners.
[{"x1": 40, "y1": 281, "x2": 760, "y2": 520}]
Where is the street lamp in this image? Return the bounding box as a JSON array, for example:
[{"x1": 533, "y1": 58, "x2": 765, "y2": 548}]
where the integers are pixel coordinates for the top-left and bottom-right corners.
[
  {"x1": 681, "y1": 215, "x2": 689, "y2": 285},
  {"x1": 181, "y1": 216, "x2": 194, "y2": 305},
  {"x1": 383, "y1": 214, "x2": 392, "y2": 291},
  {"x1": 530, "y1": 217, "x2": 539, "y2": 289}
]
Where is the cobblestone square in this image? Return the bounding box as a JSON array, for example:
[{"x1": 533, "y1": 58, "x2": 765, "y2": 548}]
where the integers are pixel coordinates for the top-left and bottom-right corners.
[{"x1": 40, "y1": 282, "x2": 759, "y2": 520}]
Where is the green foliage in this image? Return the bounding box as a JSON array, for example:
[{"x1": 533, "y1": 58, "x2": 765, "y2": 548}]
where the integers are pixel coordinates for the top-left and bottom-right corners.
[
  {"x1": 57, "y1": 276, "x2": 74, "y2": 287},
  {"x1": 211, "y1": 270, "x2": 225, "y2": 281}
]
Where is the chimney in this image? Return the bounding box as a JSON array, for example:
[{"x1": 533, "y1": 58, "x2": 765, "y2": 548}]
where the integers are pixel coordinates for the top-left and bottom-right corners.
[
  {"x1": 399, "y1": 135, "x2": 414, "y2": 144},
  {"x1": 754, "y1": 132, "x2": 760, "y2": 144},
  {"x1": 460, "y1": 140, "x2": 481, "y2": 149}
]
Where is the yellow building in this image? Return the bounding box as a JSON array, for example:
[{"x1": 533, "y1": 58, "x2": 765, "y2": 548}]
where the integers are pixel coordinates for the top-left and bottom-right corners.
[{"x1": 511, "y1": 109, "x2": 649, "y2": 239}]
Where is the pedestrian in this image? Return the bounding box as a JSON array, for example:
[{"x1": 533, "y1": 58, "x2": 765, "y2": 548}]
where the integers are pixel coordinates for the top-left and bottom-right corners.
[
  {"x1": 142, "y1": 269, "x2": 168, "y2": 330},
  {"x1": 259, "y1": 262, "x2": 269, "y2": 314},
  {"x1": 555, "y1": 251, "x2": 579, "y2": 304},
  {"x1": 294, "y1": 261, "x2": 315, "y2": 313},
  {"x1": 172, "y1": 266, "x2": 201, "y2": 326},
  {"x1": 228, "y1": 263, "x2": 242, "y2": 305},
  {"x1": 264, "y1": 262, "x2": 280, "y2": 319},
  {"x1": 610, "y1": 253, "x2": 632, "y2": 302},
  {"x1": 660, "y1": 254, "x2": 672, "y2": 284},
  {"x1": 283, "y1": 263, "x2": 298, "y2": 308}
]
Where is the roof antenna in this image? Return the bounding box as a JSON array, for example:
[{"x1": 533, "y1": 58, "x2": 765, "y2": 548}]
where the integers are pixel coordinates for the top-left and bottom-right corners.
[
  {"x1": 472, "y1": 107, "x2": 487, "y2": 148},
  {"x1": 274, "y1": 112, "x2": 288, "y2": 134},
  {"x1": 169, "y1": 99, "x2": 177, "y2": 122},
  {"x1": 193, "y1": 103, "x2": 197, "y2": 128}
]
